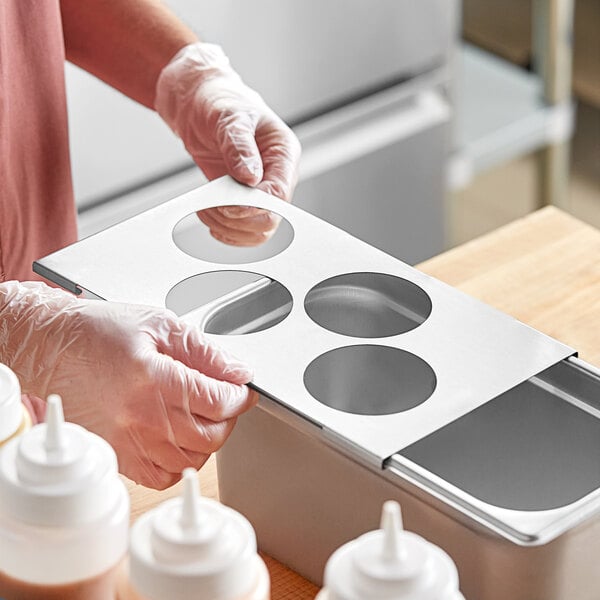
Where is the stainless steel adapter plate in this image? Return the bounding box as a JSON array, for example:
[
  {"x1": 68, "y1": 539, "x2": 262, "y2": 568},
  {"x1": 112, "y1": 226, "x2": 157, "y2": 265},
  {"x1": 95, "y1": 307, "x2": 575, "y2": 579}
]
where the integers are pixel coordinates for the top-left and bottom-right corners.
[{"x1": 34, "y1": 177, "x2": 574, "y2": 465}]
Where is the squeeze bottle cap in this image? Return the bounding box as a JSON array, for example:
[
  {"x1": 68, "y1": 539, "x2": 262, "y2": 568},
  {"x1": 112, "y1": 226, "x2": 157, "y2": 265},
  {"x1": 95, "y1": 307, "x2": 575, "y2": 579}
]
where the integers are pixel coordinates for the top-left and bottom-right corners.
[
  {"x1": 130, "y1": 468, "x2": 258, "y2": 600},
  {"x1": 0, "y1": 394, "x2": 122, "y2": 527},
  {"x1": 324, "y1": 501, "x2": 464, "y2": 600},
  {"x1": 0, "y1": 363, "x2": 23, "y2": 441}
]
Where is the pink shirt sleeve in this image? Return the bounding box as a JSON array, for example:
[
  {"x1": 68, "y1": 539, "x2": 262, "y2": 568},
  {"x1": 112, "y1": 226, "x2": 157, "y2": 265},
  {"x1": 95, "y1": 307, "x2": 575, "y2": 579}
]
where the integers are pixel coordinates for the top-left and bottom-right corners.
[{"x1": 0, "y1": 0, "x2": 78, "y2": 283}]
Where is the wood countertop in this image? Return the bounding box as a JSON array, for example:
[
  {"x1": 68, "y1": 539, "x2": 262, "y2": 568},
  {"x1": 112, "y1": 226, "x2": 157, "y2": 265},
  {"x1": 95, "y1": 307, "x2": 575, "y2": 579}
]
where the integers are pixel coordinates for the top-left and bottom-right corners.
[{"x1": 126, "y1": 206, "x2": 600, "y2": 599}]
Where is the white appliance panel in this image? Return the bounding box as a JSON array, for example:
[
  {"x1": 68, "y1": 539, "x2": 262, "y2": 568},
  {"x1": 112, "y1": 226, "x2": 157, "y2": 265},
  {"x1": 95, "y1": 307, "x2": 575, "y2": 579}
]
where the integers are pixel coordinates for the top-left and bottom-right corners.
[{"x1": 167, "y1": 0, "x2": 453, "y2": 122}]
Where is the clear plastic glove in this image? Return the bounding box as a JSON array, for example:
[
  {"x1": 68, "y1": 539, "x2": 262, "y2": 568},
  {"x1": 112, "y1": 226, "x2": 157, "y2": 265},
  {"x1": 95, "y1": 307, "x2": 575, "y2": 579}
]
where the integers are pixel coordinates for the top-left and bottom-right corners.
[
  {"x1": 155, "y1": 42, "x2": 301, "y2": 246},
  {"x1": 0, "y1": 281, "x2": 258, "y2": 489}
]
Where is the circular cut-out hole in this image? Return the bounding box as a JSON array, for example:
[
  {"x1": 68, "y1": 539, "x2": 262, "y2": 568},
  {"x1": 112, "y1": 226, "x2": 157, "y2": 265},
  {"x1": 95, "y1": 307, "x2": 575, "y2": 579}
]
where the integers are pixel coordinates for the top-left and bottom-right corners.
[
  {"x1": 304, "y1": 273, "x2": 432, "y2": 338},
  {"x1": 173, "y1": 206, "x2": 294, "y2": 264},
  {"x1": 304, "y1": 345, "x2": 436, "y2": 415},
  {"x1": 166, "y1": 271, "x2": 293, "y2": 335}
]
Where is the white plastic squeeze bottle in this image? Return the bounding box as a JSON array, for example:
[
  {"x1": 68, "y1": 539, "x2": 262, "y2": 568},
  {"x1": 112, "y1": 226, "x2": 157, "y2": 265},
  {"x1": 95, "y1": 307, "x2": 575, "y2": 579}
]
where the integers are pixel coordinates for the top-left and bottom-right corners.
[
  {"x1": 0, "y1": 394, "x2": 130, "y2": 599},
  {"x1": 117, "y1": 468, "x2": 270, "y2": 600},
  {"x1": 316, "y1": 500, "x2": 465, "y2": 600},
  {"x1": 0, "y1": 363, "x2": 31, "y2": 447}
]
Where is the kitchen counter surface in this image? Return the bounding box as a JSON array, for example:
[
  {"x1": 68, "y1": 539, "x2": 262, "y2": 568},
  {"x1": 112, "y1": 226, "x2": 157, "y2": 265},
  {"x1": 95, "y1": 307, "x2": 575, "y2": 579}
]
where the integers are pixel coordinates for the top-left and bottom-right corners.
[{"x1": 126, "y1": 206, "x2": 600, "y2": 598}]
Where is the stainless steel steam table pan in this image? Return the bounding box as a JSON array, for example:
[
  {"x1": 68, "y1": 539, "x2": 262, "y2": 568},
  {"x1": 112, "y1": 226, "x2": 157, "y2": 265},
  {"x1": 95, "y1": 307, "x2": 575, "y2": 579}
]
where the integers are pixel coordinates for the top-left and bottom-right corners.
[{"x1": 34, "y1": 176, "x2": 600, "y2": 599}]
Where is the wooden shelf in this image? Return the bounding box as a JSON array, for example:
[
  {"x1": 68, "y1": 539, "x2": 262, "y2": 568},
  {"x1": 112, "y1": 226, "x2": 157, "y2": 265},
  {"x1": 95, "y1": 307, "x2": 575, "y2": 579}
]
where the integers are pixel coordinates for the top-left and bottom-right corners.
[
  {"x1": 573, "y1": 0, "x2": 600, "y2": 107},
  {"x1": 463, "y1": 0, "x2": 531, "y2": 66}
]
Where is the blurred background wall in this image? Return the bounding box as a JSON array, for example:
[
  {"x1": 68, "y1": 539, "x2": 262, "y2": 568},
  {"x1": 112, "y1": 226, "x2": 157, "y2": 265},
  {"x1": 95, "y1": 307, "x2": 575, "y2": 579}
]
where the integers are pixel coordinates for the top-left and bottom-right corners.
[
  {"x1": 67, "y1": 1, "x2": 599, "y2": 262},
  {"x1": 454, "y1": 0, "x2": 600, "y2": 244}
]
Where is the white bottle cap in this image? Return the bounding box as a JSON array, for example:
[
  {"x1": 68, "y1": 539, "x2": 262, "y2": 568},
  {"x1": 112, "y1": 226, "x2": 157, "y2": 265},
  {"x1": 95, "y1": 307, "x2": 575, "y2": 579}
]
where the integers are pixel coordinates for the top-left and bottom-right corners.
[
  {"x1": 130, "y1": 468, "x2": 259, "y2": 600},
  {"x1": 0, "y1": 363, "x2": 23, "y2": 441},
  {"x1": 0, "y1": 394, "x2": 123, "y2": 526},
  {"x1": 0, "y1": 394, "x2": 129, "y2": 585},
  {"x1": 323, "y1": 501, "x2": 464, "y2": 600}
]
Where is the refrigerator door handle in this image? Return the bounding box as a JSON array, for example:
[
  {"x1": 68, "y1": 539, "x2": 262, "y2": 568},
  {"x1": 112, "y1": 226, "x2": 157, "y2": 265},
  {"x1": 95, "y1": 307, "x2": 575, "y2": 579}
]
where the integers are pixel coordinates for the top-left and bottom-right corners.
[{"x1": 296, "y1": 90, "x2": 450, "y2": 182}]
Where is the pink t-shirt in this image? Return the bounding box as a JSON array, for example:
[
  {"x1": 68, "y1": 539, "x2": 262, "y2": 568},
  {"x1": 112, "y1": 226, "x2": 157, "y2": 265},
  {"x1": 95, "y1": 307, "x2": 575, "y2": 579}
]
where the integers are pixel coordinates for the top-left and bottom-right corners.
[{"x1": 0, "y1": 0, "x2": 78, "y2": 283}]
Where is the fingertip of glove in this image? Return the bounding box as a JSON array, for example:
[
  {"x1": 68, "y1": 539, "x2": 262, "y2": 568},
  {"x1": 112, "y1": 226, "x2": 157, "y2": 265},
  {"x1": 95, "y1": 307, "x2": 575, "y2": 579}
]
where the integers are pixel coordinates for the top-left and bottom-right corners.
[
  {"x1": 257, "y1": 179, "x2": 290, "y2": 202},
  {"x1": 223, "y1": 362, "x2": 254, "y2": 383},
  {"x1": 231, "y1": 159, "x2": 263, "y2": 187},
  {"x1": 247, "y1": 160, "x2": 263, "y2": 180},
  {"x1": 219, "y1": 205, "x2": 262, "y2": 218}
]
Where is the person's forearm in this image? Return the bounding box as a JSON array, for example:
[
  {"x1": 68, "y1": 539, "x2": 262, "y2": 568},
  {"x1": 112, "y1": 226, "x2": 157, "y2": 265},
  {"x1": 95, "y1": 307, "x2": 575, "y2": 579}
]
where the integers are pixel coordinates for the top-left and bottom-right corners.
[{"x1": 60, "y1": 0, "x2": 198, "y2": 108}]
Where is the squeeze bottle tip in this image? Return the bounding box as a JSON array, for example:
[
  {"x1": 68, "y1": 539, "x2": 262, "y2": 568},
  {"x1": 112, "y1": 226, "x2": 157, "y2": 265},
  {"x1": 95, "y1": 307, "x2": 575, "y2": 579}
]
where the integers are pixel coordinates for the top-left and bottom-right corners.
[
  {"x1": 180, "y1": 468, "x2": 201, "y2": 530},
  {"x1": 44, "y1": 394, "x2": 66, "y2": 452},
  {"x1": 381, "y1": 500, "x2": 407, "y2": 563},
  {"x1": 127, "y1": 468, "x2": 270, "y2": 600},
  {"x1": 318, "y1": 500, "x2": 465, "y2": 600}
]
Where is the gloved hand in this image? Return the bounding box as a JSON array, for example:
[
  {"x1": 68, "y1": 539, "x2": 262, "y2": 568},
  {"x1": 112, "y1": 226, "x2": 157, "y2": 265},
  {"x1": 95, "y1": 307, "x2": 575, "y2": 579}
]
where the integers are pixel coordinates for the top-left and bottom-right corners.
[
  {"x1": 0, "y1": 281, "x2": 257, "y2": 489},
  {"x1": 155, "y1": 42, "x2": 301, "y2": 246}
]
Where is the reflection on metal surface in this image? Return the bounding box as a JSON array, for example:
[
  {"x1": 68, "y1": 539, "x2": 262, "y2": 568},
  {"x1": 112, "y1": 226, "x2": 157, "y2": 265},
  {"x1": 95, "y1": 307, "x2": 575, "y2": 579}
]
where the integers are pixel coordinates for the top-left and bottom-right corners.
[
  {"x1": 172, "y1": 206, "x2": 294, "y2": 264},
  {"x1": 304, "y1": 272, "x2": 431, "y2": 338},
  {"x1": 165, "y1": 271, "x2": 293, "y2": 335},
  {"x1": 203, "y1": 278, "x2": 293, "y2": 335},
  {"x1": 400, "y1": 364, "x2": 600, "y2": 512},
  {"x1": 304, "y1": 345, "x2": 436, "y2": 416}
]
